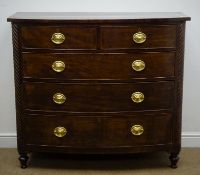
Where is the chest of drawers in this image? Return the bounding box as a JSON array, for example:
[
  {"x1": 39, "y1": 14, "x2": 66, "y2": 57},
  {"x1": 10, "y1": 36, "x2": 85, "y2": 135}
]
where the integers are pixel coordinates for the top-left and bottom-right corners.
[{"x1": 7, "y1": 12, "x2": 190, "y2": 169}]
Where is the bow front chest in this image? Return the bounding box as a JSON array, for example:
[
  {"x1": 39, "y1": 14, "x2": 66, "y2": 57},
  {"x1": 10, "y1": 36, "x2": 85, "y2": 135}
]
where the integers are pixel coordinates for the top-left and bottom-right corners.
[{"x1": 7, "y1": 12, "x2": 190, "y2": 168}]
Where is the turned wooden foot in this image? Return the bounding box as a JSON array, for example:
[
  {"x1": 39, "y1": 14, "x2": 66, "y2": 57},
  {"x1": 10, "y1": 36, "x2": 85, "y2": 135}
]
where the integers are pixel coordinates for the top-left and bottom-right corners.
[
  {"x1": 19, "y1": 154, "x2": 29, "y2": 169},
  {"x1": 169, "y1": 153, "x2": 179, "y2": 168}
]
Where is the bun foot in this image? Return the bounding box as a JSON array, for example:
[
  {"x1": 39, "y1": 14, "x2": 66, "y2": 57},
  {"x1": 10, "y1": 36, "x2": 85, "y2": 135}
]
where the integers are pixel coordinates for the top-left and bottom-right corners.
[
  {"x1": 169, "y1": 153, "x2": 179, "y2": 168},
  {"x1": 19, "y1": 154, "x2": 29, "y2": 169}
]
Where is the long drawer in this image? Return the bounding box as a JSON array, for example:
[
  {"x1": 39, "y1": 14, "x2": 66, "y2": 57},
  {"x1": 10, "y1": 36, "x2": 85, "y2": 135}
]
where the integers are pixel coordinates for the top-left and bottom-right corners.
[
  {"x1": 23, "y1": 82, "x2": 174, "y2": 112},
  {"x1": 22, "y1": 52, "x2": 175, "y2": 80},
  {"x1": 21, "y1": 26, "x2": 97, "y2": 49},
  {"x1": 24, "y1": 112, "x2": 172, "y2": 147}
]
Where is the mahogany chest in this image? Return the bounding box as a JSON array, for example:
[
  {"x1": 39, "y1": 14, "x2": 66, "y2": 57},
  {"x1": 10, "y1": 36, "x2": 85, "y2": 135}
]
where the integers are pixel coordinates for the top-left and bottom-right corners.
[{"x1": 7, "y1": 12, "x2": 190, "y2": 168}]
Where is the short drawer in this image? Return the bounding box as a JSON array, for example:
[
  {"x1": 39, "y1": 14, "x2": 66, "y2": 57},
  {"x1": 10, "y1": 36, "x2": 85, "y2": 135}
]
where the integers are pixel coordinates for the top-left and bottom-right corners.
[
  {"x1": 24, "y1": 112, "x2": 172, "y2": 147},
  {"x1": 102, "y1": 112, "x2": 172, "y2": 146},
  {"x1": 21, "y1": 26, "x2": 97, "y2": 49},
  {"x1": 23, "y1": 82, "x2": 174, "y2": 112},
  {"x1": 22, "y1": 52, "x2": 175, "y2": 80},
  {"x1": 100, "y1": 25, "x2": 176, "y2": 49},
  {"x1": 24, "y1": 115, "x2": 100, "y2": 147}
]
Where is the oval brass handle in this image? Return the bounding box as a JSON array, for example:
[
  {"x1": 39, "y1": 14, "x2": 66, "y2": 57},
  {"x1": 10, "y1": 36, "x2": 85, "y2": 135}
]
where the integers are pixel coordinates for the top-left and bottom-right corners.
[
  {"x1": 132, "y1": 60, "x2": 145, "y2": 71},
  {"x1": 133, "y1": 32, "x2": 146, "y2": 44},
  {"x1": 54, "y1": 126, "x2": 67, "y2": 137},
  {"x1": 52, "y1": 61, "x2": 65, "y2": 72},
  {"x1": 131, "y1": 92, "x2": 144, "y2": 103},
  {"x1": 51, "y1": 33, "x2": 65, "y2": 44},
  {"x1": 53, "y1": 93, "x2": 66, "y2": 104},
  {"x1": 131, "y1": 125, "x2": 144, "y2": 136}
]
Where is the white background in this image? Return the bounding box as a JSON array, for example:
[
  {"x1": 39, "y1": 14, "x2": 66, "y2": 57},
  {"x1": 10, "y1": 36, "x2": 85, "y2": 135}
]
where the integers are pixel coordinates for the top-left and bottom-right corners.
[{"x1": 0, "y1": 0, "x2": 199, "y2": 147}]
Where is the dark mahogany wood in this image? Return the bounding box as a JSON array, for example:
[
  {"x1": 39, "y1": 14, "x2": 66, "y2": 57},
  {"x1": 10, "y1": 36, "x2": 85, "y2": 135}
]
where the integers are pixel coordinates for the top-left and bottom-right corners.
[
  {"x1": 7, "y1": 12, "x2": 191, "y2": 24},
  {"x1": 23, "y1": 82, "x2": 174, "y2": 112},
  {"x1": 23, "y1": 112, "x2": 172, "y2": 147},
  {"x1": 22, "y1": 52, "x2": 175, "y2": 80},
  {"x1": 19, "y1": 154, "x2": 29, "y2": 169},
  {"x1": 101, "y1": 25, "x2": 176, "y2": 49},
  {"x1": 169, "y1": 152, "x2": 179, "y2": 168},
  {"x1": 21, "y1": 26, "x2": 97, "y2": 49},
  {"x1": 7, "y1": 12, "x2": 190, "y2": 168}
]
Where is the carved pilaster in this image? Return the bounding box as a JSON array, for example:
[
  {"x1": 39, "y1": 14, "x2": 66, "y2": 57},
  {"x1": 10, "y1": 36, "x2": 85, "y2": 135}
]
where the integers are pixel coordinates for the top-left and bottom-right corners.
[
  {"x1": 170, "y1": 23, "x2": 186, "y2": 168},
  {"x1": 12, "y1": 24, "x2": 25, "y2": 154}
]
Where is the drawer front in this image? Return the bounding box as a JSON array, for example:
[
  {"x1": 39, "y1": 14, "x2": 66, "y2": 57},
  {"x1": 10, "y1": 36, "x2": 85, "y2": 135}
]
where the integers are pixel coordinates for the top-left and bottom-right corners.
[
  {"x1": 21, "y1": 26, "x2": 97, "y2": 49},
  {"x1": 102, "y1": 112, "x2": 172, "y2": 146},
  {"x1": 101, "y1": 25, "x2": 176, "y2": 49},
  {"x1": 24, "y1": 112, "x2": 172, "y2": 147},
  {"x1": 23, "y1": 52, "x2": 175, "y2": 80},
  {"x1": 24, "y1": 115, "x2": 100, "y2": 147},
  {"x1": 24, "y1": 82, "x2": 174, "y2": 112}
]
